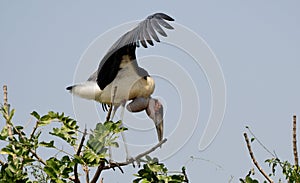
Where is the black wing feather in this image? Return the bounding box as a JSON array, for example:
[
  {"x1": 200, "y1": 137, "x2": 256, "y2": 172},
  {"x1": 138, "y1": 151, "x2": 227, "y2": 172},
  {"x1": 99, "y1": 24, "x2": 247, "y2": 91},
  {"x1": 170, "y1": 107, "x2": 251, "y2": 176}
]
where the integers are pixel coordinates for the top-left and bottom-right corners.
[
  {"x1": 142, "y1": 20, "x2": 154, "y2": 46},
  {"x1": 151, "y1": 18, "x2": 167, "y2": 37},
  {"x1": 155, "y1": 13, "x2": 174, "y2": 21},
  {"x1": 93, "y1": 13, "x2": 174, "y2": 90},
  {"x1": 156, "y1": 18, "x2": 174, "y2": 29}
]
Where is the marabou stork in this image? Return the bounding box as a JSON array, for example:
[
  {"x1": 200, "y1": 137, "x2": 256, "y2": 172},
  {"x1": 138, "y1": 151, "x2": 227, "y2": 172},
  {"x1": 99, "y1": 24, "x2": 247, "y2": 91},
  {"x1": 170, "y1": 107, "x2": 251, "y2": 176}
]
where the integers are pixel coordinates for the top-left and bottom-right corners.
[{"x1": 67, "y1": 13, "x2": 174, "y2": 147}]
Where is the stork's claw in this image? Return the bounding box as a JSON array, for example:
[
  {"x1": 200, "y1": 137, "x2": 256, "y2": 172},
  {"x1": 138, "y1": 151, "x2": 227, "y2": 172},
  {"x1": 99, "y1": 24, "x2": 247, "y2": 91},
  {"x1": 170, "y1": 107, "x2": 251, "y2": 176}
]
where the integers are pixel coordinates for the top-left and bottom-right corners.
[{"x1": 126, "y1": 156, "x2": 136, "y2": 168}]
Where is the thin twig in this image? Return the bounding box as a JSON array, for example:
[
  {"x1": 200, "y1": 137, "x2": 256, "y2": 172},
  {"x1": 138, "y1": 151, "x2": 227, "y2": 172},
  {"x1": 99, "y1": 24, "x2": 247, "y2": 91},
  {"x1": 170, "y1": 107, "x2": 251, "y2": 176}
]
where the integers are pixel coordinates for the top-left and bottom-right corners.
[
  {"x1": 187, "y1": 156, "x2": 223, "y2": 170},
  {"x1": 10, "y1": 123, "x2": 47, "y2": 165},
  {"x1": 293, "y1": 115, "x2": 298, "y2": 169},
  {"x1": 74, "y1": 128, "x2": 87, "y2": 183},
  {"x1": 30, "y1": 149, "x2": 46, "y2": 165},
  {"x1": 246, "y1": 126, "x2": 275, "y2": 157},
  {"x1": 29, "y1": 121, "x2": 39, "y2": 140},
  {"x1": 83, "y1": 165, "x2": 89, "y2": 183},
  {"x1": 90, "y1": 138, "x2": 167, "y2": 183},
  {"x1": 243, "y1": 133, "x2": 274, "y2": 183}
]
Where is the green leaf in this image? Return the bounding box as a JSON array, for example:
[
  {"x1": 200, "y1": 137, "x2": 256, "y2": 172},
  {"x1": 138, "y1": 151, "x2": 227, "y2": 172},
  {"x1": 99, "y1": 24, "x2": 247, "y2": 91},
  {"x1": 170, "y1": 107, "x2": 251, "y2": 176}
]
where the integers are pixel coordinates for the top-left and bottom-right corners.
[
  {"x1": 40, "y1": 115, "x2": 51, "y2": 122},
  {"x1": 145, "y1": 155, "x2": 152, "y2": 162},
  {"x1": 0, "y1": 126, "x2": 8, "y2": 140},
  {"x1": 30, "y1": 111, "x2": 40, "y2": 120},
  {"x1": 73, "y1": 154, "x2": 85, "y2": 164},
  {"x1": 8, "y1": 164, "x2": 17, "y2": 173},
  {"x1": 39, "y1": 140, "x2": 55, "y2": 148},
  {"x1": 38, "y1": 114, "x2": 52, "y2": 126},
  {"x1": 47, "y1": 111, "x2": 58, "y2": 119},
  {"x1": 23, "y1": 157, "x2": 35, "y2": 164},
  {"x1": 8, "y1": 109, "x2": 15, "y2": 122},
  {"x1": 0, "y1": 147, "x2": 14, "y2": 156},
  {"x1": 110, "y1": 142, "x2": 119, "y2": 148},
  {"x1": 44, "y1": 166, "x2": 57, "y2": 178},
  {"x1": 5, "y1": 166, "x2": 14, "y2": 177}
]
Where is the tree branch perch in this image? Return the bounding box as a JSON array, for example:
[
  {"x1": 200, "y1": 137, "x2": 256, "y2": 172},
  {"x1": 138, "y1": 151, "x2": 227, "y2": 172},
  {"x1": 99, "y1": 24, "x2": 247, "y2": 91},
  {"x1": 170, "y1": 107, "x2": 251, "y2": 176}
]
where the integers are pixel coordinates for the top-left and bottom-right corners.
[
  {"x1": 74, "y1": 128, "x2": 87, "y2": 183},
  {"x1": 243, "y1": 133, "x2": 274, "y2": 183},
  {"x1": 90, "y1": 138, "x2": 167, "y2": 183}
]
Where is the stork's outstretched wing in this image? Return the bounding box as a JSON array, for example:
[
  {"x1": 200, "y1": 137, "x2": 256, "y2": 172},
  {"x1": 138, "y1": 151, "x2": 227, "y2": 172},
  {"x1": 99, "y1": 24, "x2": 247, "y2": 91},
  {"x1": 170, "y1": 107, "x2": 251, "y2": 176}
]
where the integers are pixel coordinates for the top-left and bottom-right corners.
[{"x1": 94, "y1": 13, "x2": 174, "y2": 90}]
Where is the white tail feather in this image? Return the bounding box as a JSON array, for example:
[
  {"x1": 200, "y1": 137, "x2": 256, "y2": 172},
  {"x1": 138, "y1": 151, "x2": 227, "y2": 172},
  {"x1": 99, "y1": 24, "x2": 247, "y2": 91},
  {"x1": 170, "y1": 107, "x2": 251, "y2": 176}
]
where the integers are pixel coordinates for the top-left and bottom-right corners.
[{"x1": 68, "y1": 82, "x2": 101, "y2": 100}]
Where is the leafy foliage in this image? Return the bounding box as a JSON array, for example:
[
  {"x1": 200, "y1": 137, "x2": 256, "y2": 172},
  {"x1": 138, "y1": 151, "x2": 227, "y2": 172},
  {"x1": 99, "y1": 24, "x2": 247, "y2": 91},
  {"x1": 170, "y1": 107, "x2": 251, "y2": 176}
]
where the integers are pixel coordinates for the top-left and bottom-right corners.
[
  {"x1": 133, "y1": 156, "x2": 186, "y2": 183},
  {"x1": 0, "y1": 104, "x2": 184, "y2": 182},
  {"x1": 44, "y1": 156, "x2": 74, "y2": 182},
  {"x1": 239, "y1": 169, "x2": 263, "y2": 183},
  {"x1": 240, "y1": 129, "x2": 300, "y2": 183},
  {"x1": 265, "y1": 158, "x2": 300, "y2": 183},
  {"x1": 0, "y1": 105, "x2": 124, "y2": 182},
  {"x1": 82, "y1": 121, "x2": 126, "y2": 166}
]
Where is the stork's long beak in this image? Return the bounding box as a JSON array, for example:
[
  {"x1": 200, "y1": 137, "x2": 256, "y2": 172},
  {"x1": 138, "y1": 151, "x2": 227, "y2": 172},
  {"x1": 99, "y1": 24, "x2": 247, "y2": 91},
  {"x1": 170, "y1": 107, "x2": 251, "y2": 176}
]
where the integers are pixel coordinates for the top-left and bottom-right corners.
[{"x1": 146, "y1": 98, "x2": 164, "y2": 142}]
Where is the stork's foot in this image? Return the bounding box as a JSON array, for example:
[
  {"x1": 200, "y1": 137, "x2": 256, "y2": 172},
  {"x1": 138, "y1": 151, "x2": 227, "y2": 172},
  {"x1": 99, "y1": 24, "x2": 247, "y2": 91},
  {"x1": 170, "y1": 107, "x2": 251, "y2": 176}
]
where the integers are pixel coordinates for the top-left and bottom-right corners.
[
  {"x1": 107, "y1": 160, "x2": 124, "y2": 173},
  {"x1": 108, "y1": 159, "x2": 119, "y2": 169},
  {"x1": 126, "y1": 156, "x2": 137, "y2": 168},
  {"x1": 108, "y1": 159, "x2": 114, "y2": 167}
]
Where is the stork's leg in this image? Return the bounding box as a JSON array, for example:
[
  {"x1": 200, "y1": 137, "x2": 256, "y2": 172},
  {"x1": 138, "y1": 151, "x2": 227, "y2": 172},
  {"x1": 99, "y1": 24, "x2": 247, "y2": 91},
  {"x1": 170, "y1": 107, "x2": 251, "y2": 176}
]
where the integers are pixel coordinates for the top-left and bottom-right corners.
[
  {"x1": 108, "y1": 102, "x2": 131, "y2": 161},
  {"x1": 111, "y1": 105, "x2": 120, "y2": 121},
  {"x1": 108, "y1": 104, "x2": 120, "y2": 163},
  {"x1": 119, "y1": 101, "x2": 131, "y2": 161}
]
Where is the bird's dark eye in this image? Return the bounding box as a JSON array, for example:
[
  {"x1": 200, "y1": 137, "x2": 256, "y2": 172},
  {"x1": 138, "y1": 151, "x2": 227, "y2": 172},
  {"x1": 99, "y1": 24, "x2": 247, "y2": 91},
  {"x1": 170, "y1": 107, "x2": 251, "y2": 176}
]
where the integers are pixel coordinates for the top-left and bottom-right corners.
[{"x1": 143, "y1": 76, "x2": 148, "y2": 80}]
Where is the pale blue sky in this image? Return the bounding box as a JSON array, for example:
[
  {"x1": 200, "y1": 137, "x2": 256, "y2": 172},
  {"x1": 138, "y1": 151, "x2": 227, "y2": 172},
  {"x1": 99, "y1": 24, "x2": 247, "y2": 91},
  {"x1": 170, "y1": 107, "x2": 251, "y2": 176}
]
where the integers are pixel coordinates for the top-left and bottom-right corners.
[{"x1": 1, "y1": 1, "x2": 300, "y2": 182}]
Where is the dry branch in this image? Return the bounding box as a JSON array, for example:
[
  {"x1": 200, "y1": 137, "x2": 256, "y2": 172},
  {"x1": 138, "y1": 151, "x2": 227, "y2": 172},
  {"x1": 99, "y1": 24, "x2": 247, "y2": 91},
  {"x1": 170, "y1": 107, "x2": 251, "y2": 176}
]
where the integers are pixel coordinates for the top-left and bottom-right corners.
[
  {"x1": 74, "y1": 128, "x2": 88, "y2": 183},
  {"x1": 293, "y1": 115, "x2": 299, "y2": 169},
  {"x1": 90, "y1": 138, "x2": 167, "y2": 183},
  {"x1": 243, "y1": 133, "x2": 274, "y2": 183},
  {"x1": 3, "y1": 85, "x2": 8, "y2": 106}
]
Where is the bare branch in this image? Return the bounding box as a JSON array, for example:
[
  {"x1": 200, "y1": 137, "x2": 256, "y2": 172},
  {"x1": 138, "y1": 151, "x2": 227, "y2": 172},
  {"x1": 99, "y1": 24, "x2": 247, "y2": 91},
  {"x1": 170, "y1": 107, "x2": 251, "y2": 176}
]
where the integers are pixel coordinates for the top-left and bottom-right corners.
[
  {"x1": 243, "y1": 133, "x2": 274, "y2": 183},
  {"x1": 83, "y1": 165, "x2": 89, "y2": 183},
  {"x1": 90, "y1": 138, "x2": 167, "y2": 183},
  {"x1": 29, "y1": 121, "x2": 39, "y2": 140},
  {"x1": 3, "y1": 85, "x2": 8, "y2": 106},
  {"x1": 293, "y1": 115, "x2": 298, "y2": 169},
  {"x1": 105, "y1": 138, "x2": 167, "y2": 170},
  {"x1": 74, "y1": 128, "x2": 88, "y2": 183},
  {"x1": 246, "y1": 126, "x2": 275, "y2": 157},
  {"x1": 30, "y1": 149, "x2": 46, "y2": 165}
]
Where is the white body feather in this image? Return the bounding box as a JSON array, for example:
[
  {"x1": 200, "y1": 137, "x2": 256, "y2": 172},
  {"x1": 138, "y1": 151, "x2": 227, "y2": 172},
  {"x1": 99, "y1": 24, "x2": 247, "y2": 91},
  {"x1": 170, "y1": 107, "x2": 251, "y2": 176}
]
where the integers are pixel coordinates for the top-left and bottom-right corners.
[{"x1": 69, "y1": 61, "x2": 154, "y2": 105}]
